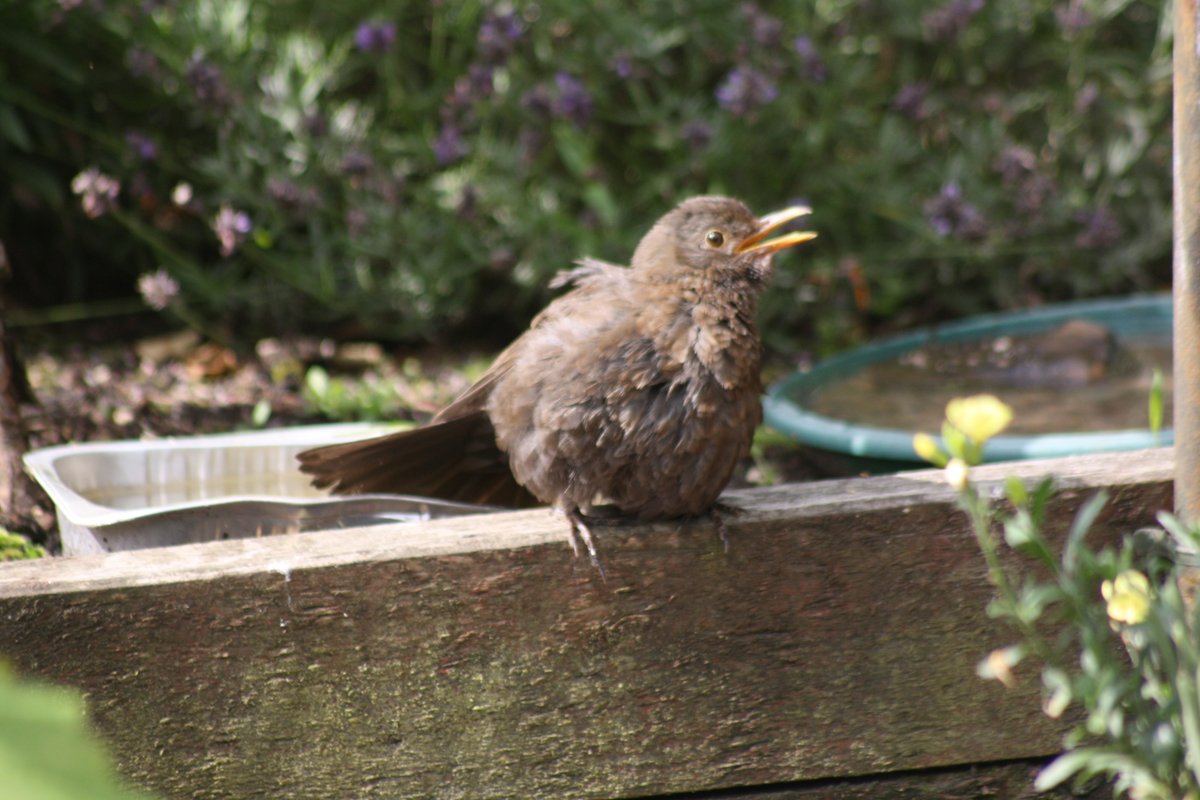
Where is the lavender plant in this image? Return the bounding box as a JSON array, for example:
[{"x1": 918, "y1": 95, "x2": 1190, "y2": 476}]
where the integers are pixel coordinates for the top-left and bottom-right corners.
[
  {"x1": 0, "y1": 0, "x2": 1174, "y2": 348},
  {"x1": 916, "y1": 397, "x2": 1200, "y2": 798}
]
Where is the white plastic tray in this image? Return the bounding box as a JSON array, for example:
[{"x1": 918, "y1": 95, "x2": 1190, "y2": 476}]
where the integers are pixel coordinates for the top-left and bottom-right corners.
[{"x1": 24, "y1": 423, "x2": 491, "y2": 555}]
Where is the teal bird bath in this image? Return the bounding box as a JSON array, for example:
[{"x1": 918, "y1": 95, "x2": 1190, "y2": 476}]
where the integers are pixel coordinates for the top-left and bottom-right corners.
[{"x1": 764, "y1": 295, "x2": 1173, "y2": 474}]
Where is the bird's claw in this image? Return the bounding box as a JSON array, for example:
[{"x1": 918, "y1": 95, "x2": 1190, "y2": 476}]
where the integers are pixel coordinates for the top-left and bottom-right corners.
[{"x1": 565, "y1": 507, "x2": 606, "y2": 579}]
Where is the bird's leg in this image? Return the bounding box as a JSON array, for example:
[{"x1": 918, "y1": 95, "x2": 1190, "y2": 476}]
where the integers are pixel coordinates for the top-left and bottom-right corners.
[
  {"x1": 709, "y1": 501, "x2": 745, "y2": 553},
  {"x1": 563, "y1": 505, "x2": 606, "y2": 578}
]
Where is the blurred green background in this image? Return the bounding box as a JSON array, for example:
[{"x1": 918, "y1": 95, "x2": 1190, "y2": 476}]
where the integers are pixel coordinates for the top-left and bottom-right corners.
[{"x1": 0, "y1": 0, "x2": 1173, "y2": 354}]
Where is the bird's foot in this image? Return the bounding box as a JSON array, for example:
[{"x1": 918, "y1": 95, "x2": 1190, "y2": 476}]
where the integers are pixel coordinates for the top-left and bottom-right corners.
[{"x1": 564, "y1": 507, "x2": 606, "y2": 579}]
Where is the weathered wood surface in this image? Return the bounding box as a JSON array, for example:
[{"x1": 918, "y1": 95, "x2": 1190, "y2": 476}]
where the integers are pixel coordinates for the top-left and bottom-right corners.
[
  {"x1": 721, "y1": 757, "x2": 1109, "y2": 799},
  {"x1": 0, "y1": 448, "x2": 1173, "y2": 799}
]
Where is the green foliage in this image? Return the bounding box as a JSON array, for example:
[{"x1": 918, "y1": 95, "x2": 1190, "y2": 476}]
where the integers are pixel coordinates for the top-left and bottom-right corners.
[
  {"x1": 0, "y1": 663, "x2": 156, "y2": 800},
  {"x1": 302, "y1": 364, "x2": 415, "y2": 422},
  {"x1": 1150, "y1": 367, "x2": 1165, "y2": 436},
  {"x1": 0, "y1": 529, "x2": 46, "y2": 561},
  {"x1": 0, "y1": 0, "x2": 1173, "y2": 350},
  {"x1": 926, "y1": 396, "x2": 1200, "y2": 799}
]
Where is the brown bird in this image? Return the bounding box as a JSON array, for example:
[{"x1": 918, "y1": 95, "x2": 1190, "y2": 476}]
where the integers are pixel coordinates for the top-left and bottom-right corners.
[{"x1": 298, "y1": 196, "x2": 815, "y2": 566}]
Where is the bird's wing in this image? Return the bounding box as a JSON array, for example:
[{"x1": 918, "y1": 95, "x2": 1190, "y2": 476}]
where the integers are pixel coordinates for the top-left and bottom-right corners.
[{"x1": 435, "y1": 260, "x2": 630, "y2": 423}]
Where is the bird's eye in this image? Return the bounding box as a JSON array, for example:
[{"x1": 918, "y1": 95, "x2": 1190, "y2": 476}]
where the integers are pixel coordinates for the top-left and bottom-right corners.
[{"x1": 705, "y1": 230, "x2": 725, "y2": 247}]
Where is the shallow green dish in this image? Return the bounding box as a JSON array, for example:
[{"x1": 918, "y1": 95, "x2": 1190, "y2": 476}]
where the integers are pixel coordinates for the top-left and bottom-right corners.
[{"x1": 763, "y1": 294, "x2": 1173, "y2": 473}]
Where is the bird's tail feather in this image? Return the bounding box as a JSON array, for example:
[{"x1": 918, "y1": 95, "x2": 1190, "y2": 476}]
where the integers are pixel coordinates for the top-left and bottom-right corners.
[{"x1": 297, "y1": 412, "x2": 538, "y2": 508}]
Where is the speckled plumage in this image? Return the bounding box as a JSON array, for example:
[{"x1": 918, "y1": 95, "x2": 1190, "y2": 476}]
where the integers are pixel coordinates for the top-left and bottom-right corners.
[{"x1": 298, "y1": 196, "x2": 814, "y2": 562}]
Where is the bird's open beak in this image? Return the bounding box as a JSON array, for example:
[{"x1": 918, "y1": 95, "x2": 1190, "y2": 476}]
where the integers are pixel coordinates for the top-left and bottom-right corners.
[{"x1": 735, "y1": 206, "x2": 818, "y2": 255}]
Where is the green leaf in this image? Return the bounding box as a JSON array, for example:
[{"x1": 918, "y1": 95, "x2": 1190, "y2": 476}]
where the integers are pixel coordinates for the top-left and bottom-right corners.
[
  {"x1": 1035, "y1": 749, "x2": 1168, "y2": 796},
  {"x1": 1063, "y1": 491, "x2": 1108, "y2": 575},
  {"x1": 251, "y1": 398, "x2": 271, "y2": 427},
  {"x1": 0, "y1": 530, "x2": 45, "y2": 561},
  {"x1": 1016, "y1": 582, "x2": 1061, "y2": 623},
  {"x1": 941, "y1": 420, "x2": 967, "y2": 461},
  {"x1": 0, "y1": 104, "x2": 32, "y2": 151},
  {"x1": 0, "y1": 665, "x2": 157, "y2": 800},
  {"x1": 1003, "y1": 511, "x2": 1034, "y2": 548},
  {"x1": 1041, "y1": 667, "x2": 1073, "y2": 718},
  {"x1": 1148, "y1": 367, "x2": 1164, "y2": 435},
  {"x1": 1002, "y1": 510, "x2": 1055, "y2": 567},
  {"x1": 551, "y1": 123, "x2": 593, "y2": 179},
  {"x1": 1035, "y1": 749, "x2": 1095, "y2": 789},
  {"x1": 582, "y1": 182, "x2": 618, "y2": 227},
  {"x1": 1156, "y1": 511, "x2": 1200, "y2": 554},
  {"x1": 1029, "y1": 477, "x2": 1056, "y2": 524},
  {"x1": 1004, "y1": 475, "x2": 1028, "y2": 507},
  {"x1": 305, "y1": 365, "x2": 330, "y2": 398}
]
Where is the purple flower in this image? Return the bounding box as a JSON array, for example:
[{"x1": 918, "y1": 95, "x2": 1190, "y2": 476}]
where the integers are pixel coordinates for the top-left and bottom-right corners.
[
  {"x1": 716, "y1": 66, "x2": 778, "y2": 116},
  {"x1": 71, "y1": 167, "x2": 120, "y2": 218},
  {"x1": 355, "y1": 21, "x2": 396, "y2": 54},
  {"x1": 1014, "y1": 173, "x2": 1055, "y2": 216},
  {"x1": 611, "y1": 53, "x2": 634, "y2": 80},
  {"x1": 267, "y1": 177, "x2": 318, "y2": 214},
  {"x1": 1075, "y1": 81, "x2": 1100, "y2": 113},
  {"x1": 213, "y1": 205, "x2": 251, "y2": 257},
  {"x1": 993, "y1": 145, "x2": 1037, "y2": 185},
  {"x1": 447, "y1": 62, "x2": 494, "y2": 110},
  {"x1": 467, "y1": 62, "x2": 494, "y2": 97},
  {"x1": 477, "y1": 10, "x2": 523, "y2": 64},
  {"x1": 520, "y1": 84, "x2": 553, "y2": 117},
  {"x1": 742, "y1": 2, "x2": 783, "y2": 47},
  {"x1": 185, "y1": 53, "x2": 231, "y2": 108},
  {"x1": 137, "y1": 269, "x2": 180, "y2": 311},
  {"x1": 339, "y1": 150, "x2": 375, "y2": 178},
  {"x1": 345, "y1": 208, "x2": 369, "y2": 239},
  {"x1": 433, "y1": 124, "x2": 469, "y2": 166},
  {"x1": 125, "y1": 130, "x2": 158, "y2": 161},
  {"x1": 553, "y1": 73, "x2": 593, "y2": 126},
  {"x1": 892, "y1": 82, "x2": 930, "y2": 120},
  {"x1": 921, "y1": 0, "x2": 984, "y2": 42},
  {"x1": 683, "y1": 120, "x2": 714, "y2": 151},
  {"x1": 1055, "y1": 0, "x2": 1093, "y2": 36},
  {"x1": 793, "y1": 36, "x2": 828, "y2": 82},
  {"x1": 1075, "y1": 207, "x2": 1123, "y2": 249},
  {"x1": 924, "y1": 182, "x2": 987, "y2": 241}
]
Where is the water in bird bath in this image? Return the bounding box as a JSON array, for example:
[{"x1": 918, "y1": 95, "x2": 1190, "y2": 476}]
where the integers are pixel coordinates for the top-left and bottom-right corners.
[{"x1": 806, "y1": 320, "x2": 1172, "y2": 435}]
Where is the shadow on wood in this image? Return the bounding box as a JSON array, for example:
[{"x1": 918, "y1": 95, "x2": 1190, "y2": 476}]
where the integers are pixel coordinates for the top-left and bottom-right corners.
[{"x1": 0, "y1": 449, "x2": 1172, "y2": 799}]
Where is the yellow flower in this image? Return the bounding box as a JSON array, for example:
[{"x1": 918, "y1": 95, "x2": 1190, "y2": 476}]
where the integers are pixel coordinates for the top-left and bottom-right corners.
[
  {"x1": 945, "y1": 394, "x2": 1013, "y2": 444},
  {"x1": 912, "y1": 432, "x2": 946, "y2": 466},
  {"x1": 1101, "y1": 570, "x2": 1151, "y2": 625},
  {"x1": 945, "y1": 457, "x2": 970, "y2": 491}
]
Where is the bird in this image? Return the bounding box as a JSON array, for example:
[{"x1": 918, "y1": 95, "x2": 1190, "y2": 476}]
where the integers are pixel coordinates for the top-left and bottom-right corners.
[{"x1": 298, "y1": 195, "x2": 816, "y2": 568}]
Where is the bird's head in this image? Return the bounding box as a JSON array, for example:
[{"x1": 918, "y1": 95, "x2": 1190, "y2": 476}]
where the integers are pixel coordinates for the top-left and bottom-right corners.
[{"x1": 632, "y1": 195, "x2": 816, "y2": 285}]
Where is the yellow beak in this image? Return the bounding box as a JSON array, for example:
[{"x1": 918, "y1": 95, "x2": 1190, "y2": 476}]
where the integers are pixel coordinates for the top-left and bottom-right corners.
[{"x1": 735, "y1": 206, "x2": 818, "y2": 255}]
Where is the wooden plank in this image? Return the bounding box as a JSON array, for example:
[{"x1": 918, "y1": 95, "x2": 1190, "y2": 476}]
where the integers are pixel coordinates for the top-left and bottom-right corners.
[
  {"x1": 704, "y1": 757, "x2": 1111, "y2": 799},
  {"x1": 0, "y1": 449, "x2": 1172, "y2": 799}
]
